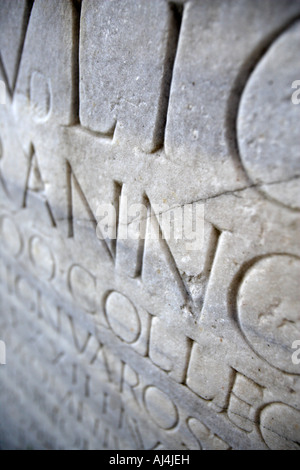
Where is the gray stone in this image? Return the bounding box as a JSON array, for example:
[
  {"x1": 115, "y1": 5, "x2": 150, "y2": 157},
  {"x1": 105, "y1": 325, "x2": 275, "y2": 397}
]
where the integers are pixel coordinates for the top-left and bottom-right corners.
[
  {"x1": 238, "y1": 21, "x2": 300, "y2": 209},
  {"x1": 0, "y1": 0, "x2": 300, "y2": 451}
]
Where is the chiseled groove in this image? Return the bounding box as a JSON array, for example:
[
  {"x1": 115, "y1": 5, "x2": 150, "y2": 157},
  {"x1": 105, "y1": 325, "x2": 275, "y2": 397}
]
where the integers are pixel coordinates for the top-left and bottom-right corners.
[
  {"x1": 0, "y1": 1, "x2": 34, "y2": 99},
  {"x1": 228, "y1": 252, "x2": 300, "y2": 325},
  {"x1": 66, "y1": 160, "x2": 74, "y2": 238},
  {"x1": 132, "y1": 192, "x2": 148, "y2": 279},
  {"x1": 228, "y1": 252, "x2": 300, "y2": 377},
  {"x1": 64, "y1": 123, "x2": 117, "y2": 141},
  {"x1": 151, "y1": 2, "x2": 184, "y2": 153},
  {"x1": 0, "y1": 53, "x2": 12, "y2": 98},
  {"x1": 113, "y1": 180, "x2": 123, "y2": 260},
  {"x1": 0, "y1": 263, "x2": 259, "y2": 450},
  {"x1": 72, "y1": 0, "x2": 117, "y2": 138},
  {"x1": 226, "y1": 14, "x2": 300, "y2": 171},
  {"x1": 68, "y1": 1, "x2": 184, "y2": 146},
  {"x1": 11, "y1": 0, "x2": 34, "y2": 94},
  {"x1": 142, "y1": 193, "x2": 191, "y2": 304},
  {"x1": 180, "y1": 337, "x2": 193, "y2": 385},
  {"x1": 71, "y1": 0, "x2": 81, "y2": 125},
  {"x1": 66, "y1": 160, "x2": 114, "y2": 261},
  {"x1": 44, "y1": 200, "x2": 57, "y2": 228},
  {"x1": 21, "y1": 143, "x2": 35, "y2": 208},
  {"x1": 0, "y1": 167, "x2": 10, "y2": 198},
  {"x1": 201, "y1": 226, "x2": 222, "y2": 305}
]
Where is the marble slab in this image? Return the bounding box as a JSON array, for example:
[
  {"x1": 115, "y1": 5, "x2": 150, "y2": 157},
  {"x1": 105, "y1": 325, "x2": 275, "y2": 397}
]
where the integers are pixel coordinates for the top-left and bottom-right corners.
[{"x1": 0, "y1": 0, "x2": 299, "y2": 450}]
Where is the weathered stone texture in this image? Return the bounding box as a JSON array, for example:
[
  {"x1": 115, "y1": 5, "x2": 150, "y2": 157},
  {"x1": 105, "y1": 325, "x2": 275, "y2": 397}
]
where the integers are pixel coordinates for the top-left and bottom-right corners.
[{"x1": 0, "y1": 0, "x2": 299, "y2": 450}]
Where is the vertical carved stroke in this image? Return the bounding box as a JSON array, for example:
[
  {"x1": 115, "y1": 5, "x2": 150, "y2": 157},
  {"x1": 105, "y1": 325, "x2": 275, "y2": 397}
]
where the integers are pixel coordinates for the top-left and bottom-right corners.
[
  {"x1": 112, "y1": 181, "x2": 123, "y2": 259},
  {"x1": 0, "y1": 0, "x2": 34, "y2": 98},
  {"x1": 0, "y1": 53, "x2": 12, "y2": 98},
  {"x1": 152, "y1": 2, "x2": 184, "y2": 151},
  {"x1": 71, "y1": 0, "x2": 82, "y2": 124},
  {"x1": 12, "y1": 0, "x2": 34, "y2": 94},
  {"x1": 199, "y1": 226, "x2": 222, "y2": 314},
  {"x1": 142, "y1": 194, "x2": 191, "y2": 304},
  {"x1": 66, "y1": 161, "x2": 114, "y2": 261}
]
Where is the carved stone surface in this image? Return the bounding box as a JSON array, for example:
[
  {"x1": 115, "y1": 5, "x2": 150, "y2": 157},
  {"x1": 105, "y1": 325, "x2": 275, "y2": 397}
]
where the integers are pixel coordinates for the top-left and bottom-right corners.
[{"x1": 0, "y1": 0, "x2": 300, "y2": 450}]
